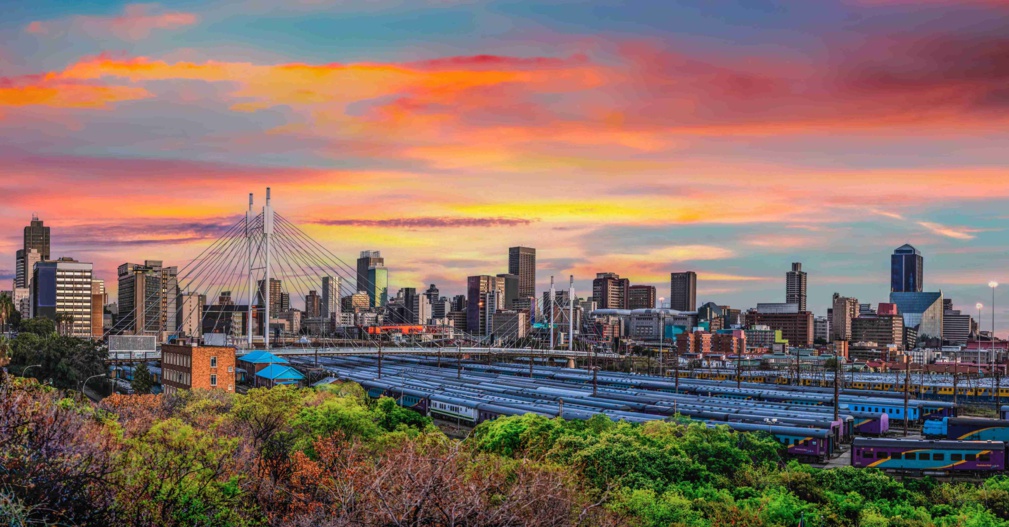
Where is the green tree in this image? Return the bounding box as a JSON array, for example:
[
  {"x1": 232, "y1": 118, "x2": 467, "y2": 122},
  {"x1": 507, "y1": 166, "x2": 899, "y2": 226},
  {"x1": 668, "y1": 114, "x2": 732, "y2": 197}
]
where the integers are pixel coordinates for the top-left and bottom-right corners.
[
  {"x1": 18, "y1": 317, "x2": 55, "y2": 337},
  {"x1": 0, "y1": 292, "x2": 14, "y2": 334},
  {"x1": 131, "y1": 362, "x2": 155, "y2": 394}
]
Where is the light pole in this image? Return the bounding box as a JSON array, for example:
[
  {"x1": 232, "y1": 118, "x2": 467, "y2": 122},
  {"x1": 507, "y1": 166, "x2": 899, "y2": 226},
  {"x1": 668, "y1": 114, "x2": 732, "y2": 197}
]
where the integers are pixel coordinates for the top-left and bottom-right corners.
[
  {"x1": 22, "y1": 364, "x2": 42, "y2": 377},
  {"x1": 990, "y1": 281, "x2": 999, "y2": 374},
  {"x1": 80, "y1": 373, "x2": 106, "y2": 396},
  {"x1": 978, "y1": 302, "x2": 984, "y2": 376}
]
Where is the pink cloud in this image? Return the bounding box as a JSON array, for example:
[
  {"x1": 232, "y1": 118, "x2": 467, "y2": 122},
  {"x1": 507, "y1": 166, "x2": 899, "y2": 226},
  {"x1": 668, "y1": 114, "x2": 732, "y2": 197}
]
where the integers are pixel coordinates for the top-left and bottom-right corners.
[{"x1": 25, "y1": 3, "x2": 198, "y2": 41}]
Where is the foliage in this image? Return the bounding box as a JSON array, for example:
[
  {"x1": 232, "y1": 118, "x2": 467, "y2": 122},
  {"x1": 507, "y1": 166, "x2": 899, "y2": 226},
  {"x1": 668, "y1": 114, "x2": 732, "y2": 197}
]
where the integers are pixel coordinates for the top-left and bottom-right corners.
[
  {"x1": 131, "y1": 362, "x2": 155, "y2": 394},
  {"x1": 6, "y1": 328, "x2": 106, "y2": 391},
  {"x1": 9, "y1": 370, "x2": 1009, "y2": 526}
]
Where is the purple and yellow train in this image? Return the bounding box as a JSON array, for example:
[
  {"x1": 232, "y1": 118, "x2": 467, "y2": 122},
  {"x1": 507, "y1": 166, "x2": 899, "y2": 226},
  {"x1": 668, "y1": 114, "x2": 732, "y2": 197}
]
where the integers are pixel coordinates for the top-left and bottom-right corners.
[{"x1": 852, "y1": 438, "x2": 1006, "y2": 474}]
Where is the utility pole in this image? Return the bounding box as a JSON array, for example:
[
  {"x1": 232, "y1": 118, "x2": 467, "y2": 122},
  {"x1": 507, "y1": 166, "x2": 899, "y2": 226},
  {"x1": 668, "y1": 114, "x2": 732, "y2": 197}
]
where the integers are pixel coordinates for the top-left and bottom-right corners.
[
  {"x1": 457, "y1": 342, "x2": 462, "y2": 380},
  {"x1": 377, "y1": 338, "x2": 383, "y2": 379},
  {"x1": 592, "y1": 367, "x2": 598, "y2": 396},
  {"x1": 953, "y1": 364, "x2": 959, "y2": 407},
  {"x1": 903, "y1": 356, "x2": 910, "y2": 437},
  {"x1": 833, "y1": 354, "x2": 840, "y2": 422},
  {"x1": 737, "y1": 346, "x2": 742, "y2": 390},
  {"x1": 674, "y1": 338, "x2": 680, "y2": 392},
  {"x1": 659, "y1": 312, "x2": 665, "y2": 378},
  {"x1": 568, "y1": 275, "x2": 575, "y2": 353},
  {"x1": 549, "y1": 276, "x2": 555, "y2": 350}
]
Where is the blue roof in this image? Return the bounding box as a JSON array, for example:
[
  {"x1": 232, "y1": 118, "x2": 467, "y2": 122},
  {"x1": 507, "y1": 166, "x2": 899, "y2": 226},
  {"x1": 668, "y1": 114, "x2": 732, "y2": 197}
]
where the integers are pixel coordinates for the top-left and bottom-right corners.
[
  {"x1": 255, "y1": 364, "x2": 305, "y2": 381},
  {"x1": 239, "y1": 350, "x2": 289, "y2": 364}
]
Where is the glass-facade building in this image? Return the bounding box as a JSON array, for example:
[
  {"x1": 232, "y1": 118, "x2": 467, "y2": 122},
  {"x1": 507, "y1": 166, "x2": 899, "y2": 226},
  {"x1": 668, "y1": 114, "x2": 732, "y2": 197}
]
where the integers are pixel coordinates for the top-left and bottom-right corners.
[
  {"x1": 891, "y1": 244, "x2": 923, "y2": 293},
  {"x1": 889, "y1": 291, "x2": 943, "y2": 346}
]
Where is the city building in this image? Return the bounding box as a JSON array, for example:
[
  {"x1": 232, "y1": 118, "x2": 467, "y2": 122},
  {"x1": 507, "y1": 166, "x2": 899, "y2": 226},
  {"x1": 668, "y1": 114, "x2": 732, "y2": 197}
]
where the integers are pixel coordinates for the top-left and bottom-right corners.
[
  {"x1": 891, "y1": 244, "x2": 924, "y2": 293},
  {"x1": 889, "y1": 291, "x2": 944, "y2": 346},
  {"x1": 176, "y1": 293, "x2": 202, "y2": 338},
  {"x1": 786, "y1": 262, "x2": 808, "y2": 312},
  {"x1": 118, "y1": 261, "x2": 179, "y2": 338},
  {"x1": 491, "y1": 310, "x2": 529, "y2": 341},
  {"x1": 22, "y1": 248, "x2": 41, "y2": 292},
  {"x1": 356, "y1": 250, "x2": 386, "y2": 307},
  {"x1": 91, "y1": 279, "x2": 106, "y2": 338},
  {"x1": 712, "y1": 330, "x2": 746, "y2": 355},
  {"x1": 12, "y1": 288, "x2": 29, "y2": 318},
  {"x1": 677, "y1": 331, "x2": 712, "y2": 355},
  {"x1": 424, "y1": 284, "x2": 440, "y2": 305},
  {"x1": 23, "y1": 214, "x2": 50, "y2": 261},
  {"x1": 669, "y1": 272, "x2": 697, "y2": 312},
  {"x1": 341, "y1": 291, "x2": 371, "y2": 313},
  {"x1": 496, "y1": 273, "x2": 519, "y2": 309},
  {"x1": 593, "y1": 272, "x2": 630, "y2": 309},
  {"x1": 624, "y1": 309, "x2": 698, "y2": 341},
  {"x1": 744, "y1": 309, "x2": 814, "y2": 348},
  {"x1": 14, "y1": 249, "x2": 23, "y2": 289},
  {"x1": 508, "y1": 246, "x2": 536, "y2": 300},
  {"x1": 943, "y1": 302, "x2": 973, "y2": 346},
  {"x1": 31, "y1": 258, "x2": 93, "y2": 338},
  {"x1": 450, "y1": 295, "x2": 467, "y2": 313},
  {"x1": 744, "y1": 325, "x2": 786, "y2": 351},
  {"x1": 255, "y1": 278, "x2": 284, "y2": 321},
  {"x1": 831, "y1": 294, "x2": 859, "y2": 341},
  {"x1": 628, "y1": 285, "x2": 657, "y2": 310},
  {"x1": 160, "y1": 343, "x2": 236, "y2": 396},
  {"x1": 321, "y1": 276, "x2": 340, "y2": 320},
  {"x1": 814, "y1": 316, "x2": 830, "y2": 343},
  {"x1": 851, "y1": 308, "x2": 904, "y2": 350},
  {"x1": 305, "y1": 290, "x2": 322, "y2": 318},
  {"x1": 755, "y1": 302, "x2": 799, "y2": 314},
  {"x1": 467, "y1": 275, "x2": 505, "y2": 336}
]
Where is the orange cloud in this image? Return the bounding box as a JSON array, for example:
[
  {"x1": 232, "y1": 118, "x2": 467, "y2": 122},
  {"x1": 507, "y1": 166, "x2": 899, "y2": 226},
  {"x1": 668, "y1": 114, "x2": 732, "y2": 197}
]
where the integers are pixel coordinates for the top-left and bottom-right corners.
[
  {"x1": 916, "y1": 221, "x2": 978, "y2": 240},
  {"x1": 0, "y1": 80, "x2": 150, "y2": 109},
  {"x1": 25, "y1": 3, "x2": 198, "y2": 41}
]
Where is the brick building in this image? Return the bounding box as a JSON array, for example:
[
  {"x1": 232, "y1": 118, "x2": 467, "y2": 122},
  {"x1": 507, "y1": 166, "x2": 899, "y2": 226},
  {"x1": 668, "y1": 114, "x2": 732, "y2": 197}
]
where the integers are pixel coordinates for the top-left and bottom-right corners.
[
  {"x1": 161, "y1": 343, "x2": 236, "y2": 396},
  {"x1": 744, "y1": 310, "x2": 814, "y2": 348}
]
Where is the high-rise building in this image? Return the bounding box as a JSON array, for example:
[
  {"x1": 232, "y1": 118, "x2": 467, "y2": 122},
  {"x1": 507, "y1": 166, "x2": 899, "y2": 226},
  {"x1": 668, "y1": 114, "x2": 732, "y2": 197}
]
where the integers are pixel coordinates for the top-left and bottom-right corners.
[
  {"x1": 367, "y1": 265, "x2": 388, "y2": 308},
  {"x1": 669, "y1": 272, "x2": 697, "y2": 312},
  {"x1": 257, "y1": 278, "x2": 283, "y2": 317},
  {"x1": 91, "y1": 279, "x2": 106, "y2": 338},
  {"x1": 744, "y1": 309, "x2": 814, "y2": 348},
  {"x1": 628, "y1": 285, "x2": 656, "y2": 310},
  {"x1": 341, "y1": 291, "x2": 371, "y2": 313},
  {"x1": 23, "y1": 215, "x2": 50, "y2": 262},
  {"x1": 14, "y1": 249, "x2": 24, "y2": 288},
  {"x1": 305, "y1": 290, "x2": 322, "y2": 318},
  {"x1": 22, "y1": 249, "x2": 41, "y2": 292},
  {"x1": 467, "y1": 275, "x2": 505, "y2": 336},
  {"x1": 31, "y1": 258, "x2": 93, "y2": 338},
  {"x1": 508, "y1": 247, "x2": 536, "y2": 300},
  {"x1": 176, "y1": 292, "x2": 203, "y2": 338},
  {"x1": 424, "y1": 284, "x2": 440, "y2": 305},
  {"x1": 321, "y1": 276, "x2": 340, "y2": 319},
  {"x1": 943, "y1": 301, "x2": 972, "y2": 346},
  {"x1": 118, "y1": 260, "x2": 178, "y2": 338},
  {"x1": 497, "y1": 273, "x2": 519, "y2": 309},
  {"x1": 786, "y1": 262, "x2": 807, "y2": 312},
  {"x1": 593, "y1": 272, "x2": 630, "y2": 310},
  {"x1": 889, "y1": 291, "x2": 944, "y2": 346},
  {"x1": 891, "y1": 244, "x2": 923, "y2": 293},
  {"x1": 450, "y1": 295, "x2": 467, "y2": 313},
  {"x1": 356, "y1": 250, "x2": 385, "y2": 305},
  {"x1": 831, "y1": 294, "x2": 859, "y2": 341},
  {"x1": 814, "y1": 316, "x2": 830, "y2": 343},
  {"x1": 851, "y1": 312, "x2": 904, "y2": 349}
]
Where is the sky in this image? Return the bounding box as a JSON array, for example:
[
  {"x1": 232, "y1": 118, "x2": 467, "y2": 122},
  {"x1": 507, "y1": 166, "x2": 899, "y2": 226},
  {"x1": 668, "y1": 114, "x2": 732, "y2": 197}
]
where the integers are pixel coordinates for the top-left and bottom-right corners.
[{"x1": 1, "y1": 0, "x2": 1007, "y2": 335}]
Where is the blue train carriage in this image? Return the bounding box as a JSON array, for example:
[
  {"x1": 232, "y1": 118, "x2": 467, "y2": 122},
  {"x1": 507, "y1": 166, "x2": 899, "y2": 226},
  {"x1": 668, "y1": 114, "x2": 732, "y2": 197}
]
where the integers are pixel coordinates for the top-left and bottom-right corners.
[
  {"x1": 851, "y1": 438, "x2": 1006, "y2": 475},
  {"x1": 1001, "y1": 405, "x2": 1009, "y2": 421},
  {"x1": 947, "y1": 418, "x2": 1009, "y2": 442},
  {"x1": 923, "y1": 417, "x2": 948, "y2": 439}
]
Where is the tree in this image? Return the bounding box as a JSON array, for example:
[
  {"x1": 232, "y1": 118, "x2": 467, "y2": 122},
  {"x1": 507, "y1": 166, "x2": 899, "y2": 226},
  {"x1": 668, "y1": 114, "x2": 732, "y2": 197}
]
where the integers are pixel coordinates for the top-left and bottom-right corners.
[
  {"x1": 18, "y1": 317, "x2": 54, "y2": 337},
  {"x1": 0, "y1": 292, "x2": 14, "y2": 334},
  {"x1": 131, "y1": 362, "x2": 155, "y2": 394}
]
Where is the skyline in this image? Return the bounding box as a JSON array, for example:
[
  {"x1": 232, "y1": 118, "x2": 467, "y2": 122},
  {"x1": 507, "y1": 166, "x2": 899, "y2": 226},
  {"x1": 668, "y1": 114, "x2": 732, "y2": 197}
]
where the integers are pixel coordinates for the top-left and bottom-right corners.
[{"x1": 2, "y1": 0, "x2": 1007, "y2": 334}]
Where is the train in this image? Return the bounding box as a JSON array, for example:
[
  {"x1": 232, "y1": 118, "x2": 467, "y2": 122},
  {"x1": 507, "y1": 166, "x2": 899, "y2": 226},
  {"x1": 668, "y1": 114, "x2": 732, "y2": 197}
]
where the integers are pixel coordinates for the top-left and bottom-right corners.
[
  {"x1": 852, "y1": 438, "x2": 1005, "y2": 474},
  {"x1": 923, "y1": 417, "x2": 1009, "y2": 441}
]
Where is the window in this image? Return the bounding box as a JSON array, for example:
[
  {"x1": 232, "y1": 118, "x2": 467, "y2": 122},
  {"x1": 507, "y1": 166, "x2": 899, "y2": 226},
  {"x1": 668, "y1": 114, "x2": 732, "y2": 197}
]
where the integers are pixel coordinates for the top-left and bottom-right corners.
[
  {"x1": 877, "y1": 452, "x2": 889, "y2": 459},
  {"x1": 210, "y1": 356, "x2": 217, "y2": 368},
  {"x1": 892, "y1": 453, "x2": 902, "y2": 460},
  {"x1": 227, "y1": 366, "x2": 233, "y2": 373},
  {"x1": 952, "y1": 454, "x2": 963, "y2": 461},
  {"x1": 210, "y1": 374, "x2": 217, "y2": 387},
  {"x1": 862, "y1": 451, "x2": 873, "y2": 459},
  {"x1": 967, "y1": 454, "x2": 977, "y2": 462},
  {"x1": 934, "y1": 454, "x2": 945, "y2": 461}
]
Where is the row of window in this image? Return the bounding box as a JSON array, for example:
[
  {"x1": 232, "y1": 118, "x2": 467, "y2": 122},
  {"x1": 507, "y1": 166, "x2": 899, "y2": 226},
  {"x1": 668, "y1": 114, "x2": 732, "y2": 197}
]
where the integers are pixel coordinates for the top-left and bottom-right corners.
[
  {"x1": 165, "y1": 370, "x2": 191, "y2": 385},
  {"x1": 860, "y1": 450, "x2": 989, "y2": 462},
  {"x1": 780, "y1": 437, "x2": 817, "y2": 447},
  {"x1": 165, "y1": 353, "x2": 191, "y2": 368}
]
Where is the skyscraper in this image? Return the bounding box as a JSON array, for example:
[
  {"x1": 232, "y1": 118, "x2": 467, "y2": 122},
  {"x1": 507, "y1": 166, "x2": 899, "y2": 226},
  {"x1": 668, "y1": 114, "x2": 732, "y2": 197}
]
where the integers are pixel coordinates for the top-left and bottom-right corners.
[
  {"x1": 669, "y1": 272, "x2": 697, "y2": 312},
  {"x1": 356, "y1": 250, "x2": 384, "y2": 292},
  {"x1": 786, "y1": 262, "x2": 807, "y2": 312},
  {"x1": 305, "y1": 290, "x2": 322, "y2": 318},
  {"x1": 467, "y1": 275, "x2": 505, "y2": 336},
  {"x1": 23, "y1": 214, "x2": 50, "y2": 261},
  {"x1": 321, "y1": 276, "x2": 340, "y2": 319},
  {"x1": 593, "y1": 272, "x2": 630, "y2": 309},
  {"x1": 508, "y1": 247, "x2": 536, "y2": 299},
  {"x1": 831, "y1": 293, "x2": 859, "y2": 341},
  {"x1": 14, "y1": 249, "x2": 24, "y2": 288},
  {"x1": 257, "y1": 278, "x2": 283, "y2": 317},
  {"x1": 32, "y1": 258, "x2": 92, "y2": 338},
  {"x1": 497, "y1": 273, "x2": 519, "y2": 308},
  {"x1": 20, "y1": 248, "x2": 42, "y2": 292},
  {"x1": 117, "y1": 260, "x2": 178, "y2": 338},
  {"x1": 891, "y1": 244, "x2": 923, "y2": 293}
]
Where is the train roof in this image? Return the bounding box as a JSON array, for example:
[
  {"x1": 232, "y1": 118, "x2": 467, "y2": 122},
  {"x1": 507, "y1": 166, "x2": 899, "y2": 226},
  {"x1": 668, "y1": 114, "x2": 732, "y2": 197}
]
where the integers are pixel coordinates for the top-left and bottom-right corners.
[{"x1": 947, "y1": 417, "x2": 1009, "y2": 427}]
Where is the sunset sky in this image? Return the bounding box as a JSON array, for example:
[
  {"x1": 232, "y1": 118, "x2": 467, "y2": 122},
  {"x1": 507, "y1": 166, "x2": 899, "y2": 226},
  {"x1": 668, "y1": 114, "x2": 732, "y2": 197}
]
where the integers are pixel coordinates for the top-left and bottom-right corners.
[{"x1": 1, "y1": 0, "x2": 1007, "y2": 334}]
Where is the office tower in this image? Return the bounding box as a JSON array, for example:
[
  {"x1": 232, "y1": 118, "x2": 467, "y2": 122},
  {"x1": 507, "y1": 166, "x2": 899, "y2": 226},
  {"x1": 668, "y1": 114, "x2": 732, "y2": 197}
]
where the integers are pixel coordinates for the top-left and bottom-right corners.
[
  {"x1": 497, "y1": 273, "x2": 519, "y2": 308},
  {"x1": 14, "y1": 250, "x2": 24, "y2": 288},
  {"x1": 669, "y1": 272, "x2": 697, "y2": 312},
  {"x1": 450, "y1": 295, "x2": 467, "y2": 313},
  {"x1": 257, "y1": 278, "x2": 283, "y2": 316},
  {"x1": 467, "y1": 275, "x2": 505, "y2": 336},
  {"x1": 831, "y1": 294, "x2": 859, "y2": 342},
  {"x1": 280, "y1": 292, "x2": 291, "y2": 313},
  {"x1": 91, "y1": 279, "x2": 106, "y2": 338},
  {"x1": 943, "y1": 301, "x2": 972, "y2": 346},
  {"x1": 891, "y1": 244, "x2": 923, "y2": 293},
  {"x1": 13, "y1": 288, "x2": 30, "y2": 318},
  {"x1": 217, "y1": 291, "x2": 234, "y2": 305},
  {"x1": 23, "y1": 215, "x2": 50, "y2": 261},
  {"x1": 305, "y1": 290, "x2": 322, "y2": 318},
  {"x1": 851, "y1": 308, "x2": 905, "y2": 349},
  {"x1": 593, "y1": 272, "x2": 630, "y2": 309},
  {"x1": 814, "y1": 316, "x2": 830, "y2": 343},
  {"x1": 176, "y1": 292, "x2": 203, "y2": 338},
  {"x1": 744, "y1": 308, "x2": 814, "y2": 348},
  {"x1": 31, "y1": 258, "x2": 93, "y2": 338},
  {"x1": 321, "y1": 276, "x2": 340, "y2": 319},
  {"x1": 341, "y1": 291, "x2": 371, "y2": 313},
  {"x1": 424, "y1": 284, "x2": 440, "y2": 305},
  {"x1": 628, "y1": 285, "x2": 656, "y2": 310},
  {"x1": 431, "y1": 297, "x2": 451, "y2": 319},
  {"x1": 356, "y1": 250, "x2": 384, "y2": 299},
  {"x1": 786, "y1": 262, "x2": 807, "y2": 312},
  {"x1": 508, "y1": 247, "x2": 536, "y2": 299},
  {"x1": 367, "y1": 265, "x2": 388, "y2": 308},
  {"x1": 118, "y1": 260, "x2": 179, "y2": 337},
  {"x1": 401, "y1": 287, "x2": 430, "y2": 324},
  {"x1": 889, "y1": 291, "x2": 944, "y2": 346},
  {"x1": 22, "y1": 249, "x2": 41, "y2": 292}
]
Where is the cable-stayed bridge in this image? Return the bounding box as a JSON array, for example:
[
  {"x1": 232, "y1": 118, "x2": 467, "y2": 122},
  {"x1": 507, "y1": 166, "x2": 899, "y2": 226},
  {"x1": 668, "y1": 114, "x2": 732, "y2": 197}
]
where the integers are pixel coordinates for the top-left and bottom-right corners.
[{"x1": 105, "y1": 188, "x2": 601, "y2": 363}]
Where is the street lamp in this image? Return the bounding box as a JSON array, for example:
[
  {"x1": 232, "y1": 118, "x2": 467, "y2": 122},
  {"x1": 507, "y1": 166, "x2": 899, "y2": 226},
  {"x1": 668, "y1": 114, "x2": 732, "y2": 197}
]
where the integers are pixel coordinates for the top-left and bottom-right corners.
[
  {"x1": 80, "y1": 373, "x2": 106, "y2": 396},
  {"x1": 991, "y1": 281, "x2": 999, "y2": 375},
  {"x1": 978, "y1": 303, "x2": 985, "y2": 374},
  {"x1": 22, "y1": 364, "x2": 42, "y2": 377}
]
